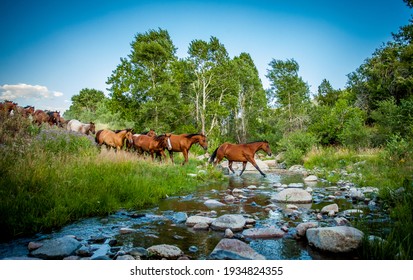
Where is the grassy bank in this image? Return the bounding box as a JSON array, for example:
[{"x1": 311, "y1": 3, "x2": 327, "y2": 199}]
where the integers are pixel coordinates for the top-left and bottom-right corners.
[
  {"x1": 0, "y1": 115, "x2": 223, "y2": 241},
  {"x1": 303, "y1": 145, "x2": 413, "y2": 259}
]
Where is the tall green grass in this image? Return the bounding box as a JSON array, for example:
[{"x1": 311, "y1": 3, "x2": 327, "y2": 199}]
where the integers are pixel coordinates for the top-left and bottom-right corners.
[{"x1": 0, "y1": 114, "x2": 223, "y2": 241}]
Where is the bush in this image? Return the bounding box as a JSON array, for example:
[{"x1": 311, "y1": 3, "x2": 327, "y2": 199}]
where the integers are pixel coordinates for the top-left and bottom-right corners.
[{"x1": 278, "y1": 131, "x2": 317, "y2": 166}]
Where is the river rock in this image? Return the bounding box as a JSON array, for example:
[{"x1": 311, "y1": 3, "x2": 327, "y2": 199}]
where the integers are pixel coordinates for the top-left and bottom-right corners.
[
  {"x1": 211, "y1": 214, "x2": 246, "y2": 232},
  {"x1": 271, "y1": 188, "x2": 312, "y2": 204},
  {"x1": 147, "y1": 244, "x2": 184, "y2": 259},
  {"x1": 208, "y1": 238, "x2": 265, "y2": 260},
  {"x1": 296, "y1": 222, "x2": 319, "y2": 237},
  {"x1": 304, "y1": 175, "x2": 318, "y2": 182},
  {"x1": 242, "y1": 226, "x2": 285, "y2": 239},
  {"x1": 116, "y1": 255, "x2": 135, "y2": 260},
  {"x1": 193, "y1": 222, "x2": 209, "y2": 230},
  {"x1": 30, "y1": 236, "x2": 81, "y2": 259},
  {"x1": 321, "y1": 203, "x2": 339, "y2": 214},
  {"x1": 204, "y1": 199, "x2": 226, "y2": 208},
  {"x1": 306, "y1": 226, "x2": 364, "y2": 253},
  {"x1": 186, "y1": 215, "x2": 215, "y2": 227},
  {"x1": 171, "y1": 212, "x2": 188, "y2": 224}
]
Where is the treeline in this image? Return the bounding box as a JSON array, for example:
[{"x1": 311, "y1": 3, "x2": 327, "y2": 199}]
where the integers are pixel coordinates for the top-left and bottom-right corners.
[{"x1": 64, "y1": 1, "x2": 413, "y2": 165}]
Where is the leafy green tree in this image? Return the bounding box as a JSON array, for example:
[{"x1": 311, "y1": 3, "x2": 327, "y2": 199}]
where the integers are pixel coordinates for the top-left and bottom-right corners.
[
  {"x1": 315, "y1": 79, "x2": 341, "y2": 106},
  {"x1": 187, "y1": 36, "x2": 233, "y2": 135},
  {"x1": 107, "y1": 28, "x2": 180, "y2": 132},
  {"x1": 266, "y1": 58, "x2": 310, "y2": 132},
  {"x1": 231, "y1": 53, "x2": 267, "y2": 143},
  {"x1": 64, "y1": 88, "x2": 105, "y2": 121}
]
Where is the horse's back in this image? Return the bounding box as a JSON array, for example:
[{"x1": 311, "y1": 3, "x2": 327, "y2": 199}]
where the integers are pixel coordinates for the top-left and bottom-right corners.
[{"x1": 67, "y1": 119, "x2": 81, "y2": 131}]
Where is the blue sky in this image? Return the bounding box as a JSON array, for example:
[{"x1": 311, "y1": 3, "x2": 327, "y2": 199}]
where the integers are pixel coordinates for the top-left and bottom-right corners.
[{"x1": 0, "y1": 0, "x2": 411, "y2": 112}]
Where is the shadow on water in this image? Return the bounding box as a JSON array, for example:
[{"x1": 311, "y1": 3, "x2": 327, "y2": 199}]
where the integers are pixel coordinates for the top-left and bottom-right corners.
[{"x1": 0, "y1": 171, "x2": 390, "y2": 260}]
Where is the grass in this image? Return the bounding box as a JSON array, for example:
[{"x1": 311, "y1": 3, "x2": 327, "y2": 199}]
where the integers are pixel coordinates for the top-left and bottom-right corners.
[
  {"x1": 303, "y1": 145, "x2": 413, "y2": 259},
  {"x1": 0, "y1": 114, "x2": 224, "y2": 241}
]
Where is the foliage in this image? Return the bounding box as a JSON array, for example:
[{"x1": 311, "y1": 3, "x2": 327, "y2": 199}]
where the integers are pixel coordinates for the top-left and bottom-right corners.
[
  {"x1": 63, "y1": 88, "x2": 105, "y2": 121},
  {"x1": 278, "y1": 131, "x2": 317, "y2": 166}
]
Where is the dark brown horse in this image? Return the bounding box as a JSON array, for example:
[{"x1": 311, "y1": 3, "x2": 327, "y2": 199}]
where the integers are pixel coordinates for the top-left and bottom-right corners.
[
  {"x1": 47, "y1": 111, "x2": 62, "y2": 127},
  {"x1": 133, "y1": 133, "x2": 172, "y2": 161},
  {"x1": 95, "y1": 129, "x2": 133, "y2": 151},
  {"x1": 209, "y1": 141, "x2": 272, "y2": 177},
  {"x1": 167, "y1": 133, "x2": 208, "y2": 165},
  {"x1": 129, "y1": 129, "x2": 156, "y2": 150}
]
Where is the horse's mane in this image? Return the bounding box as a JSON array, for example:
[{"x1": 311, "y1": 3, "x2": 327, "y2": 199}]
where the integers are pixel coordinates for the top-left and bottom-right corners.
[
  {"x1": 245, "y1": 140, "x2": 268, "y2": 144},
  {"x1": 185, "y1": 133, "x2": 204, "y2": 138}
]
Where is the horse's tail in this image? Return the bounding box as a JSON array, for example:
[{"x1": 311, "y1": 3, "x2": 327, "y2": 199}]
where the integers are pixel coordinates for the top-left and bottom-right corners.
[{"x1": 209, "y1": 147, "x2": 219, "y2": 164}]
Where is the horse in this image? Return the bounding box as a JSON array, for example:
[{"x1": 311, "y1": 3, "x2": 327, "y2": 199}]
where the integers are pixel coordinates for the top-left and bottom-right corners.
[
  {"x1": 67, "y1": 119, "x2": 96, "y2": 135},
  {"x1": 209, "y1": 141, "x2": 272, "y2": 177},
  {"x1": 47, "y1": 111, "x2": 62, "y2": 127},
  {"x1": 95, "y1": 129, "x2": 133, "y2": 151},
  {"x1": 0, "y1": 100, "x2": 17, "y2": 114},
  {"x1": 133, "y1": 133, "x2": 172, "y2": 161},
  {"x1": 167, "y1": 133, "x2": 208, "y2": 165},
  {"x1": 129, "y1": 129, "x2": 156, "y2": 151},
  {"x1": 33, "y1": 110, "x2": 50, "y2": 126}
]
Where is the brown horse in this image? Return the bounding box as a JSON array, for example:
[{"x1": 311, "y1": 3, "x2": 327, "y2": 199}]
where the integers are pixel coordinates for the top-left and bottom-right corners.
[
  {"x1": 133, "y1": 133, "x2": 172, "y2": 161},
  {"x1": 167, "y1": 133, "x2": 208, "y2": 165},
  {"x1": 33, "y1": 110, "x2": 50, "y2": 126},
  {"x1": 95, "y1": 129, "x2": 133, "y2": 151},
  {"x1": 129, "y1": 129, "x2": 156, "y2": 151},
  {"x1": 209, "y1": 141, "x2": 272, "y2": 177},
  {"x1": 47, "y1": 111, "x2": 62, "y2": 127},
  {"x1": 0, "y1": 100, "x2": 17, "y2": 114}
]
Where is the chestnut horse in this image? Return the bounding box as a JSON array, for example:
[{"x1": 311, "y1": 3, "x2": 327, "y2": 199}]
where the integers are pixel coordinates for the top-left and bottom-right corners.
[
  {"x1": 0, "y1": 100, "x2": 17, "y2": 114},
  {"x1": 209, "y1": 141, "x2": 272, "y2": 177},
  {"x1": 129, "y1": 129, "x2": 156, "y2": 151},
  {"x1": 95, "y1": 129, "x2": 133, "y2": 152},
  {"x1": 67, "y1": 119, "x2": 96, "y2": 135},
  {"x1": 133, "y1": 133, "x2": 172, "y2": 161},
  {"x1": 167, "y1": 133, "x2": 208, "y2": 165}
]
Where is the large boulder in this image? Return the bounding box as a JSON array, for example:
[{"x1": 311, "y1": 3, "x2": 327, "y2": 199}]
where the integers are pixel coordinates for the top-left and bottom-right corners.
[
  {"x1": 210, "y1": 214, "x2": 246, "y2": 232},
  {"x1": 29, "y1": 236, "x2": 81, "y2": 259},
  {"x1": 209, "y1": 238, "x2": 265, "y2": 260},
  {"x1": 306, "y1": 226, "x2": 364, "y2": 253},
  {"x1": 271, "y1": 188, "x2": 312, "y2": 204},
  {"x1": 186, "y1": 216, "x2": 215, "y2": 227}
]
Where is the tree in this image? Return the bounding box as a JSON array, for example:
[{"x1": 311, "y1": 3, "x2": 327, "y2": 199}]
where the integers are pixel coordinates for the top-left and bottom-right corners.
[
  {"x1": 266, "y1": 58, "x2": 310, "y2": 132},
  {"x1": 107, "y1": 28, "x2": 180, "y2": 131},
  {"x1": 187, "y1": 36, "x2": 232, "y2": 135},
  {"x1": 315, "y1": 79, "x2": 341, "y2": 106},
  {"x1": 231, "y1": 53, "x2": 267, "y2": 142},
  {"x1": 64, "y1": 88, "x2": 105, "y2": 121}
]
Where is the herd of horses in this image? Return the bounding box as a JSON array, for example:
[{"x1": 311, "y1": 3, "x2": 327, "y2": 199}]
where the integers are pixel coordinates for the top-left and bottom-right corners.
[{"x1": 1, "y1": 100, "x2": 273, "y2": 176}]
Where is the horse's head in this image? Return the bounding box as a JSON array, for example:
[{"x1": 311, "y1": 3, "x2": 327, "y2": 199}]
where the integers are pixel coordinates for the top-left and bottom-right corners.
[
  {"x1": 198, "y1": 134, "x2": 208, "y2": 151},
  {"x1": 89, "y1": 122, "x2": 96, "y2": 134},
  {"x1": 125, "y1": 130, "x2": 134, "y2": 144},
  {"x1": 165, "y1": 133, "x2": 173, "y2": 150},
  {"x1": 261, "y1": 141, "x2": 272, "y2": 156}
]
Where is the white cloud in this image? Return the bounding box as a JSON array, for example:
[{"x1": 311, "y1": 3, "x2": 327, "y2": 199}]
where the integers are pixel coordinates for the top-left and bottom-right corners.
[{"x1": 0, "y1": 83, "x2": 64, "y2": 100}]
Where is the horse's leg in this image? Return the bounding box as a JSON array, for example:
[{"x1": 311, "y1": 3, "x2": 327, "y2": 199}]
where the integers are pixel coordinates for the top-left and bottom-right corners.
[
  {"x1": 246, "y1": 156, "x2": 266, "y2": 177},
  {"x1": 228, "y1": 161, "x2": 236, "y2": 174},
  {"x1": 168, "y1": 150, "x2": 174, "y2": 164},
  {"x1": 239, "y1": 162, "x2": 247, "y2": 176},
  {"x1": 181, "y1": 149, "x2": 189, "y2": 166}
]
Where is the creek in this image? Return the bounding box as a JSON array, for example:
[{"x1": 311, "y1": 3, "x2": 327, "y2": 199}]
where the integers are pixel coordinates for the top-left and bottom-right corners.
[{"x1": 0, "y1": 170, "x2": 390, "y2": 260}]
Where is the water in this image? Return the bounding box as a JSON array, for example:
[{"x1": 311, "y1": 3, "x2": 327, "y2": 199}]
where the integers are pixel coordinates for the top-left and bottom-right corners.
[{"x1": 0, "y1": 171, "x2": 390, "y2": 260}]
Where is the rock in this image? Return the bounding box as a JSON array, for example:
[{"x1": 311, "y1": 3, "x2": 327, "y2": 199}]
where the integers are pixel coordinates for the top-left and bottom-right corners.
[
  {"x1": 296, "y1": 222, "x2": 319, "y2": 237},
  {"x1": 119, "y1": 227, "x2": 136, "y2": 234},
  {"x1": 147, "y1": 244, "x2": 183, "y2": 259},
  {"x1": 349, "y1": 187, "x2": 365, "y2": 200},
  {"x1": 343, "y1": 209, "x2": 363, "y2": 216},
  {"x1": 304, "y1": 175, "x2": 318, "y2": 182},
  {"x1": 30, "y1": 236, "x2": 81, "y2": 259},
  {"x1": 90, "y1": 243, "x2": 111, "y2": 260},
  {"x1": 171, "y1": 212, "x2": 188, "y2": 224},
  {"x1": 210, "y1": 214, "x2": 246, "y2": 232},
  {"x1": 209, "y1": 239, "x2": 265, "y2": 260},
  {"x1": 186, "y1": 216, "x2": 215, "y2": 227},
  {"x1": 306, "y1": 226, "x2": 364, "y2": 253},
  {"x1": 224, "y1": 229, "x2": 234, "y2": 238},
  {"x1": 116, "y1": 255, "x2": 135, "y2": 260},
  {"x1": 321, "y1": 203, "x2": 339, "y2": 214},
  {"x1": 288, "y1": 183, "x2": 304, "y2": 188},
  {"x1": 28, "y1": 241, "x2": 43, "y2": 251},
  {"x1": 334, "y1": 217, "x2": 350, "y2": 226},
  {"x1": 242, "y1": 226, "x2": 285, "y2": 239},
  {"x1": 204, "y1": 199, "x2": 226, "y2": 208},
  {"x1": 271, "y1": 188, "x2": 312, "y2": 204},
  {"x1": 193, "y1": 222, "x2": 209, "y2": 230},
  {"x1": 288, "y1": 165, "x2": 307, "y2": 173},
  {"x1": 224, "y1": 195, "x2": 235, "y2": 202}
]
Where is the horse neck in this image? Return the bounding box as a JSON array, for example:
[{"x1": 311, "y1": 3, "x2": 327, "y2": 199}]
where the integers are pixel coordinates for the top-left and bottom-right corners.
[{"x1": 250, "y1": 141, "x2": 266, "y2": 152}]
